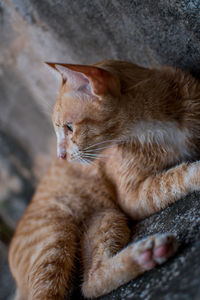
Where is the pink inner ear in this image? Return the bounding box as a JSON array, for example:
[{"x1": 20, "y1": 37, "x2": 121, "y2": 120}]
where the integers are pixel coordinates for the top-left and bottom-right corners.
[
  {"x1": 77, "y1": 83, "x2": 91, "y2": 93},
  {"x1": 55, "y1": 65, "x2": 91, "y2": 92}
]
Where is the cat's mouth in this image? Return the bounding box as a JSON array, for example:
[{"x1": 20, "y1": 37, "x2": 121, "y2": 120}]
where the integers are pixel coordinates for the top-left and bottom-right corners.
[
  {"x1": 58, "y1": 152, "x2": 67, "y2": 160},
  {"x1": 56, "y1": 139, "x2": 101, "y2": 164}
]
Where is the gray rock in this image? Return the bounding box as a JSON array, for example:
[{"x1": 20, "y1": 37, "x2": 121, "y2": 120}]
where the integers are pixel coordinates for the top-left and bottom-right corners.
[{"x1": 0, "y1": 0, "x2": 200, "y2": 299}]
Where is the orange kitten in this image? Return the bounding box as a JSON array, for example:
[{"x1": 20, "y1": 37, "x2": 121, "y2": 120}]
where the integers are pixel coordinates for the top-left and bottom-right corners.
[{"x1": 9, "y1": 60, "x2": 200, "y2": 299}]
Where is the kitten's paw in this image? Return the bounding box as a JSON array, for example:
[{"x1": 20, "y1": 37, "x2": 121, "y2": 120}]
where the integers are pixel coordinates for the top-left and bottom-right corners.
[{"x1": 133, "y1": 233, "x2": 178, "y2": 270}]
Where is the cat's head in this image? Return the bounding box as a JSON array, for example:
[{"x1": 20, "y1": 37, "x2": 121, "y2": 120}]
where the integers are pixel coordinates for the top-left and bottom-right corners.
[{"x1": 46, "y1": 62, "x2": 124, "y2": 163}]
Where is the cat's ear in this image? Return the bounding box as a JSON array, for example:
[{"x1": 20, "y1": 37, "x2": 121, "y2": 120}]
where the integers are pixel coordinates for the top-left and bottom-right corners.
[{"x1": 45, "y1": 62, "x2": 120, "y2": 96}]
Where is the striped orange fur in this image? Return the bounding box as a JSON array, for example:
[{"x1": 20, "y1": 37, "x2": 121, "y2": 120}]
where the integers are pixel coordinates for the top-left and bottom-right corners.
[{"x1": 9, "y1": 60, "x2": 200, "y2": 299}]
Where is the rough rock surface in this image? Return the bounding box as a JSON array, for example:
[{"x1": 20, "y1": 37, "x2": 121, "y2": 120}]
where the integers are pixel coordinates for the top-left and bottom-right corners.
[{"x1": 0, "y1": 0, "x2": 200, "y2": 299}]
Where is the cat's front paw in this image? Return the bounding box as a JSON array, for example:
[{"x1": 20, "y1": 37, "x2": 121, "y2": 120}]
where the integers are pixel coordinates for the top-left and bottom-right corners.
[{"x1": 133, "y1": 233, "x2": 178, "y2": 270}]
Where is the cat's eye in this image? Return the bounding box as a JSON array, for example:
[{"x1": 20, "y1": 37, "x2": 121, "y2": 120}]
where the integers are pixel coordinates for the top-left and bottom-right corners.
[{"x1": 66, "y1": 123, "x2": 73, "y2": 132}]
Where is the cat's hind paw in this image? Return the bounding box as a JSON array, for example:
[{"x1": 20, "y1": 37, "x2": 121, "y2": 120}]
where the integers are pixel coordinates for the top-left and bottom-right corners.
[{"x1": 133, "y1": 233, "x2": 178, "y2": 270}]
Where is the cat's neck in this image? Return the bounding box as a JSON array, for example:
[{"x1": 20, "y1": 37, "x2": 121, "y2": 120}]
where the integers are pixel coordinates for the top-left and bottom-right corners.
[
  {"x1": 128, "y1": 120, "x2": 191, "y2": 157},
  {"x1": 108, "y1": 104, "x2": 193, "y2": 174}
]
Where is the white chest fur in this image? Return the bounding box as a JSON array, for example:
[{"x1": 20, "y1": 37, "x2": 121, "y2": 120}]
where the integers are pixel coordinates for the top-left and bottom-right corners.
[{"x1": 130, "y1": 120, "x2": 191, "y2": 158}]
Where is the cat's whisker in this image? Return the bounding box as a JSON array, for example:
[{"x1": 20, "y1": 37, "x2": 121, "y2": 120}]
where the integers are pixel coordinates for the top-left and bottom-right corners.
[
  {"x1": 83, "y1": 140, "x2": 125, "y2": 153},
  {"x1": 80, "y1": 156, "x2": 90, "y2": 165},
  {"x1": 82, "y1": 156, "x2": 99, "y2": 161},
  {"x1": 76, "y1": 151, "x2": 101, "y2": 164},
  {"x1": 78, "y1": 156, "x2": 84, "y2": 164},
  {"x1": 82, "y1": 152, "x2": 108, "y2": 158},
  {"x1": 83, "y1": 139, "x2": 121, "y2": 151},
  {"x1": 84, "y1": 158, "x2": 91, "y2": 165},
  {"x1": 71, "y1": 152, "x2": 92, "y2": 165},
  {"x1": 82, "y1": 155, "x2": 108, "y2": 162},
  {"x1": 83, "y1": 146, "x2": 112, "y2": 153},
  {"x1": 82, "y1": 156, "x2": 98, "y2": 166},
  {"x1": 81, "y1": 155, "x2": 105, "y2": 164},
  {"x1": 83, "y1": 141, "x2": 112, "y2": 151}
]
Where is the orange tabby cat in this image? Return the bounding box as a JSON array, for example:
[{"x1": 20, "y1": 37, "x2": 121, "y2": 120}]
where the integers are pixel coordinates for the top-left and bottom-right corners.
[{"x1": 9, "y1": 60, "x2": 200, "y2": 300}]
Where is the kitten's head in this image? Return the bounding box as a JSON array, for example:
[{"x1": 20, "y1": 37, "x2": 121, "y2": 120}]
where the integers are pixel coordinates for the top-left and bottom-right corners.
[{"x1": 46, "y1": 62, "x2": 123, "y2": 163}]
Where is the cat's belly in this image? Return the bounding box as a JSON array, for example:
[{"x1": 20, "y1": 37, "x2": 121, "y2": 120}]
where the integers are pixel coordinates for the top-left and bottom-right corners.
[{"x1": 31, "y1": 158, "x2": 118, "y2": 224}]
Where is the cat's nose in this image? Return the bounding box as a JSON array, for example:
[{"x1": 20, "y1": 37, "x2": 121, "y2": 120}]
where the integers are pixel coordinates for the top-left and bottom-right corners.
[
  {"x1": 57, "y1": 146, "x2": 67, "y2": 160},
  {"x1": 57, "y1": 139, "x2": 67, "y2": 160}
]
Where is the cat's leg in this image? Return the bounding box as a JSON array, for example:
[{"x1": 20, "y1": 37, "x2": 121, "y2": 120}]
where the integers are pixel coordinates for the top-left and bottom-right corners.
[
  {"x1": 81, "y1": 209, "x2": 177, "y2": 298},
  {"x1": 120, "y1": 161, "x2": 200, "y2": 220},
  {"x1": 9, "y1": 204, "x2": 78, "y2": 300}
]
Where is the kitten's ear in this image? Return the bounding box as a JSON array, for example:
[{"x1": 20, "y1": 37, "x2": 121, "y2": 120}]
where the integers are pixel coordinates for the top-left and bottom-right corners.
[
  {"x1": 45, "y1": 62, "x2": 120, "y2": 96},
  {"x1": 44, "y1": 62, "x2": 64, "y2": 81},
  {"x1": 45, "y1": 62, "x2": 58, "y2": 70}
]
